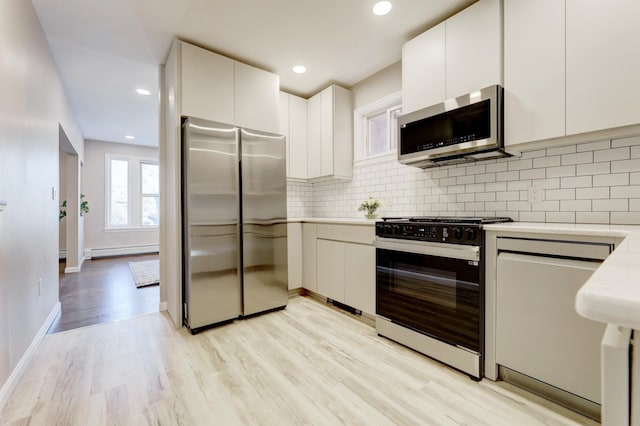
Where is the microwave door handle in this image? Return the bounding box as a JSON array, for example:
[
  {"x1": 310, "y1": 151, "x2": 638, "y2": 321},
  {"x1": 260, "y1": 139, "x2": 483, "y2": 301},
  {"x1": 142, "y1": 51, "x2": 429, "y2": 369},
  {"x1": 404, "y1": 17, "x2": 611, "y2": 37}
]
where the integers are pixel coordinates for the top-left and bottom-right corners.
[{"x1": 374, "y1": 238, "x2": 480, "y2": 261}]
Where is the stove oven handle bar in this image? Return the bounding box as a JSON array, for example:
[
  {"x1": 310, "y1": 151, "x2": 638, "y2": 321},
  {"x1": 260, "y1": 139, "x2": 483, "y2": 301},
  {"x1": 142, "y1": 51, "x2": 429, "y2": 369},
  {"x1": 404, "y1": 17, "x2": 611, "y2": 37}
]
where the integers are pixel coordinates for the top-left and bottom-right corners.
[{"x1": 374, "y1": 237, "x2": 480, "y2": 262}]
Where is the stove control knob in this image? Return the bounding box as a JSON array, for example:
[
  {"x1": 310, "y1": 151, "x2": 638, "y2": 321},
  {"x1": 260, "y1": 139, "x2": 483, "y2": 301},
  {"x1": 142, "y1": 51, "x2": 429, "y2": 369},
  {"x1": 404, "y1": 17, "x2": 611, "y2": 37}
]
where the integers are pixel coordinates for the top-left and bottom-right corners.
[
  {"x1": 392, "y1": 225, "x2": 401, "y2": 235},
  {"x1": 466, "y1": 227, "x2": 477, "y2": 241},
  {"x1": 452, "y1": 227, "x2": 463, "y2": 240}
]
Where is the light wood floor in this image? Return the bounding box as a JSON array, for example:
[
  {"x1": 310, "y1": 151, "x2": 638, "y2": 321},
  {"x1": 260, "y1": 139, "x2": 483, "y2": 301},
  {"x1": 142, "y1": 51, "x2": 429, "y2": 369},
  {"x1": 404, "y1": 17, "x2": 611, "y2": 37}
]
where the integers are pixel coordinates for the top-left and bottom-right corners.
[{"x1": 1, "y1": 296, "x2": 596, "y2": 425}]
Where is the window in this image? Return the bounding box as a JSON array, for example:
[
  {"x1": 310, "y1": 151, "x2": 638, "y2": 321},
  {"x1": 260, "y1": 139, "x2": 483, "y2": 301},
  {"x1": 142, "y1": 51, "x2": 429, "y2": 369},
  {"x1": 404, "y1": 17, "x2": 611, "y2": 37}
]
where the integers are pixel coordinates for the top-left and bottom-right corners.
[
  {"x1": 141, "y1": 162, "x2": 159, "y2": 226},
  {"x1": 354, "y1": 91, "x2": 402, "y2": 163},
  {"x1": 106, "y1": 155, "x2": 159, "y2": 229}
]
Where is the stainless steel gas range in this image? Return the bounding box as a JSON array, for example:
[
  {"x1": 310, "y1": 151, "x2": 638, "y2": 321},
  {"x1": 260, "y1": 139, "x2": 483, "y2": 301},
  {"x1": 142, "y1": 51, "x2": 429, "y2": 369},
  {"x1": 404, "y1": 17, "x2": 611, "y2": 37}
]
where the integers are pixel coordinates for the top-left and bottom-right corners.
[{"x1": 374, "y1": 216, "x2": 512, "y2": 380}]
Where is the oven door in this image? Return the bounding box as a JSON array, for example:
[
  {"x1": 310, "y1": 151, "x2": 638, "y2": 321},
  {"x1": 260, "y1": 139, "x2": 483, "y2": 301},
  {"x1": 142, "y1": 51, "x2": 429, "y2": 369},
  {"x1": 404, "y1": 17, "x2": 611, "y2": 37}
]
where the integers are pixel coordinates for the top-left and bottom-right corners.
[{"x1": 375, "y1": 238, "x2": 482, "y2": 353}]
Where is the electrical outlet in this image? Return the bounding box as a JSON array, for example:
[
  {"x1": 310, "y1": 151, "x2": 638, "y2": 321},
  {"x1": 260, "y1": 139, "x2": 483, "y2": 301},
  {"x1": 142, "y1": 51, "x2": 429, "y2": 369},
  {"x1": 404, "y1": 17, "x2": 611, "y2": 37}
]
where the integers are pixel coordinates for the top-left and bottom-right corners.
[
  {"x1": 52, "y1": 186, "x2": 57, "y2": 200},
  {"x1": 37, "y1": 278, "x2": 42, "y2": 296},
  {"x1": 527, "y1": 186, "x2": 543, "y2": 203}
]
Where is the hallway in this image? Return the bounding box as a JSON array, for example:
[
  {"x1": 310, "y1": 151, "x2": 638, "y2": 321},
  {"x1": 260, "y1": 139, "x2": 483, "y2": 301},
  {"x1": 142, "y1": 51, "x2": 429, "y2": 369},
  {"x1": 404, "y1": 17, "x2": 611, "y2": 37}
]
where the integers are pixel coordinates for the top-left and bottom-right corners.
[{"x1": 48, "y1": 254, "x2": 160, "y2": 334}]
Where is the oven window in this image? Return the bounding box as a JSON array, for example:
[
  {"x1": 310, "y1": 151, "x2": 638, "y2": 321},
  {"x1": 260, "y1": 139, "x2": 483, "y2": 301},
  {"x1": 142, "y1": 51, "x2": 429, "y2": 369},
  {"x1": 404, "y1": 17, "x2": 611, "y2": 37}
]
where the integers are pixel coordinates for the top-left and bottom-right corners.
[{"x1": 376, "y1": 249, "x2": 481, "y2": 352}]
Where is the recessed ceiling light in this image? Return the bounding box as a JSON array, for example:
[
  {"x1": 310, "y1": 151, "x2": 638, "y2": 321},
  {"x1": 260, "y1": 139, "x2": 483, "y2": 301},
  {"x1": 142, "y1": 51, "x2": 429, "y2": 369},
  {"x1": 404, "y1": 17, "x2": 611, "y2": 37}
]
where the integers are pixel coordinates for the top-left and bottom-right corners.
[
  {"x1": 125, "y1": 135, "x2": 135, "y2": 140},
  {"x1": 373, "y1": 1, "x2": 392, "y2": 16},
  {"x1": 136, "y1": 88, "x2": 151, "y2": 95},
  {"x1": 292, "y1": 65, "x2": 306, "y2": 74}
]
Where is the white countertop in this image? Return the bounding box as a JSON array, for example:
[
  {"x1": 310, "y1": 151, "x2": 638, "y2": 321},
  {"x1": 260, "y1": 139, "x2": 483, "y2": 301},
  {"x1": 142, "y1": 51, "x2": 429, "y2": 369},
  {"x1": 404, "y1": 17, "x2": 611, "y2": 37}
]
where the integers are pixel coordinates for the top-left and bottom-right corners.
[
  {"x1": 288, "y1": 217, "x2": 376, "y2": 226},
  {"x1": 485, "y1": 222, "x2": 640, "y2": 330}
]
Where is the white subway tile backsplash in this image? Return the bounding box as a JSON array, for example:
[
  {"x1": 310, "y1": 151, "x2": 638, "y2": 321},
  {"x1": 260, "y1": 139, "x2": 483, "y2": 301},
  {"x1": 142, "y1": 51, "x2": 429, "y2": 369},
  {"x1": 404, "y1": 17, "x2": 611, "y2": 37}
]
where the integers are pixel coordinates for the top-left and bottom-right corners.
[
  {"x1": 562, "y1": 151, "x2": 593, "y2": 165},
  {"x1": 519, "y1": 211, "x2": 546, "y2": 222},
  {"x1": 560, "y1": 200, "x2": 591, "y2": 212},
  {"x1": 577, "y1": 140, "x2": 611, "y2": 152},
  {"x1": 546, "y1": 212, "x2": 576, "y2": 223},
  {"x1": 533, "y1": 156, "x2": 560, "y2": 168},
  {"x1": 457, "y1": 175, "x2": 475, "y2": 185},
  {"x1": 496, "y1": 171, "x2": 520, "y2": 181},
  {"x1": 611, "y1": 212, "x2": 640, "y2": 225},
  {"x1": 307, "y1": 137, "x2": 640, "y2": 224},
  {"x1": 521, "y1": 149, "x2": 547, "y2": 159},
  {"x1": 519, "y1": 168, "x2": 546, "y2": 180},
  {"x1": 543, "y1": 188, "x2": 576, "y2": 200},
  {"x1": 611, "y1": 185, "x2": 640, "y2": 198},
  {"x1": 547, "y1": 145, "x2": 576, "y2": 156},
  {"x1": 612, "y1": 159, "x2": 640, "y2": 173},
  {"x1": 576, "y1": 187, "x2": 609, "y2": 199},
  {"x1": 593, "y1": 173, "x2": 629, "y2": 187},
  {"x1": 594, "y1": 147, "x2": 630, "y2": 162},
  {"x1": 547, "y1": 165, "x2": 576, "y2": 178},
  {"x1": 612, "y1": 135, "x2": 640, "y2": 148},
  {"x1": 561, "y1": 176, "x2": 592, "y2": 188},
  {"x1": 486, "y1": 162, "x2": 508, "y2": 173},
  {"x1": 577, "y1": 162, "x2": 610, "y2": 176},
  {"x1": 486, "y1": 182, "x2": 507, "y2": 192},
  {"x1": 593, "y1": 199, "x2": 628, "y2": 212},
  {"x1": 576, "y1": 212, "x2": 610, "y2": 224}
]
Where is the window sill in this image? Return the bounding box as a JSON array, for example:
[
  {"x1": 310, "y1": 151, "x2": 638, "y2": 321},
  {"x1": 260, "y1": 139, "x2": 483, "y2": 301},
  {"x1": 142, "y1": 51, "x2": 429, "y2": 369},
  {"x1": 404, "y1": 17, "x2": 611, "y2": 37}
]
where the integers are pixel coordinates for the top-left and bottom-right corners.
[
  {"x1": 104, "y1": 226, "x2": 159, "y2": 232},
  {"x1": 354, "y1": 152, "x2": 397, "y2": 167}
]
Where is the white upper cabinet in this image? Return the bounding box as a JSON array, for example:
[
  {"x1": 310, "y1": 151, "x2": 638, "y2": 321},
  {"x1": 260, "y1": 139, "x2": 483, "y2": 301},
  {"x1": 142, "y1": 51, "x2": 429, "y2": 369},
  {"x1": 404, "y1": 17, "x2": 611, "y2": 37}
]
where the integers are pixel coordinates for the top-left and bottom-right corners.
[
  {"x1": 177, "y1": 40, "x2": 279, "y2": 133},
  {"x1": 566, "y1": 0, "x2": 640, "y2": 135},
  {"x1": 446, "y1": 0, "x2": 502, "y2": 99},
  {"x1": 504, "y1": 0, "x2": 565, "y2": 146},
  {"x1": 401, "y1": 0, "x2": 502, "y2": 115},
  {"x1": 234, "y1": 61, "x2": 279, "y2": 134},
  {"x1": 306, "y1": 93, "x2": 322, "y2": 178},
  {"x1": 180, "y1": 42, "x2": 235, "y2": 125},
  {"x1": 307, "y1": 85, "x2": 353, "y2": 180},
  {"x1": 402, "y1": 22, "x2": 446, "y2": 114},
  {"x1": 279, "y1": 92, "x2": 308, "y2": 179}
]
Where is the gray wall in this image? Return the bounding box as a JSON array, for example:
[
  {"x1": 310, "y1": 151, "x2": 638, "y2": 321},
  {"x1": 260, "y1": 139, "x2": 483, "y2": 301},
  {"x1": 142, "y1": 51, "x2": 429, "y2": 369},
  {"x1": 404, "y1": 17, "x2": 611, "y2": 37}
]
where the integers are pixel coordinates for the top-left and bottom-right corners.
[
  {"x1": 0, "y1": 0, "x2": 84, "y2": 391},
  {"x1": 82, "y1": 140, "x2": 159, "y2": 252}
]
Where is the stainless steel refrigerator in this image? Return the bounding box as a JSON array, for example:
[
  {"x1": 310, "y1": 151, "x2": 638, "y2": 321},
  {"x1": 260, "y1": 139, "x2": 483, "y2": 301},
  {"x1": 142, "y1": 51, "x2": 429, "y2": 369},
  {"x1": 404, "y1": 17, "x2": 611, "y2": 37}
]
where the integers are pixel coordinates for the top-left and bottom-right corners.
[{"x1": 181, "y1": 116, "x2": 288, "y2": 333}]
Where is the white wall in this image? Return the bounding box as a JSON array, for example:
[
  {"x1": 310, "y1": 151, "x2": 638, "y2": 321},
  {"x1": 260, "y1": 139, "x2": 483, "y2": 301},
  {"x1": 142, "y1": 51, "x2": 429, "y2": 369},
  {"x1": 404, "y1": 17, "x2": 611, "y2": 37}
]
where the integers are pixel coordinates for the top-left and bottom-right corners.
[
  {"x1": 83, "y1": 140, "x2": 159, "y2": 253},
  {"x1": 0, "y1": 0, "x2": 84, "y2": 393}
]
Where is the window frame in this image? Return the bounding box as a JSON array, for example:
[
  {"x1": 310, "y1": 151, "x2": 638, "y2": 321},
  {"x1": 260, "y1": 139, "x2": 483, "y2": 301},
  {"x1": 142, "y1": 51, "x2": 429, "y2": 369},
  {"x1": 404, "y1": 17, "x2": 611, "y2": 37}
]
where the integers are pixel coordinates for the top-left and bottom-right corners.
[
  {"x1": 353, "y1": 91, "x2": 402, "y2": 165},
  {"x1": 105, "y1": 154, "x2": 159, "y2": 231},
  {"x1": 139, "y1": 161, "x2": 160, "y2": 227}
]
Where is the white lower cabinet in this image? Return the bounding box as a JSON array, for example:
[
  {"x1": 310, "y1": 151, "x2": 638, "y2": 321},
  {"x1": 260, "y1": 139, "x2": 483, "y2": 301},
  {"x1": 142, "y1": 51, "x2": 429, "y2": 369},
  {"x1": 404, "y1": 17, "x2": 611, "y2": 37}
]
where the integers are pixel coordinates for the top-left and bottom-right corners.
[
  {"x1": 344, "y1": 244, "x2": 376, "y2": 315},
  {"x1": 317, "y1": 239, "x2": 345, "y2": 302},
  {"x1": 300, "y1": 223, "x2": 375, "y2": 315},
  {"x1": 302, "y1": 223, "x2": 317, "y2": 292},
  {"x1": 287, "y1": 223, "x2": 302, "y2": 290}
]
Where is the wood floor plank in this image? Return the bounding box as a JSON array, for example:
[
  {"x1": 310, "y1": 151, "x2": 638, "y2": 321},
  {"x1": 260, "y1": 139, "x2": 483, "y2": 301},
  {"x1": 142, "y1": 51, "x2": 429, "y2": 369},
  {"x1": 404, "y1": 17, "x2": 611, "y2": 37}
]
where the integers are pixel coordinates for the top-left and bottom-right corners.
[{"x1": 0, "y1": 296, "x2": 597, "y2": 426}]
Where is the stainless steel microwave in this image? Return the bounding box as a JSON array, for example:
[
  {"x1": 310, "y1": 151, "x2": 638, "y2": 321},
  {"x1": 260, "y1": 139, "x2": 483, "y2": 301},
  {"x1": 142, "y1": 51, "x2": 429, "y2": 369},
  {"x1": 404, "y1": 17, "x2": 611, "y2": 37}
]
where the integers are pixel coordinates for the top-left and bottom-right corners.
[{"x1": 398, "y1": 85, "x2": 508, "y2": 168}]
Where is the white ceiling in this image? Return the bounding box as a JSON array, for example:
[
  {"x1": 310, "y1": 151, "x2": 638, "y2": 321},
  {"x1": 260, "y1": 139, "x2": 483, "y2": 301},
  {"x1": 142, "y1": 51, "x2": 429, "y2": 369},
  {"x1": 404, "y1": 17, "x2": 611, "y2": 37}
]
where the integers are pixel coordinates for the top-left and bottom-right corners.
[{"x1": 31, "y1": 0, "x2": 476, "y2": 147}]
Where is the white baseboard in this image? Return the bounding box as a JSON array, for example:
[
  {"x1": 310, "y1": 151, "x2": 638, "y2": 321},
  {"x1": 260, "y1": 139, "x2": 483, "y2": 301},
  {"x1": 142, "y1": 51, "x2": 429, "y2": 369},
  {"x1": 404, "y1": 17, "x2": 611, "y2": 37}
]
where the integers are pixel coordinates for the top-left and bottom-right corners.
[
  {"x1": 85, "y1": 245, "x2": 159, "y2": 259},
  {"x1": 0, "y1": 301, "x2": 61, "y2": 413},
  {"x1": 64, "y1": 266, "x2": 81, "y2": 273},
  {"x1": 159, "y1": 301, "x2": 168, "y2": 311}
]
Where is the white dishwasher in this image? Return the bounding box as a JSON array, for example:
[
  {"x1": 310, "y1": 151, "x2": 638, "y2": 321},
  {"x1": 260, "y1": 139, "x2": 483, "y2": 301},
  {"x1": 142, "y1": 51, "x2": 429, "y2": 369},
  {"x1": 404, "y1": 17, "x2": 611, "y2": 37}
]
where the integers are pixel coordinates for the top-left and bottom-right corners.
[{"x1": 495, "y1": 237, "x2": 613, "y2": 420}]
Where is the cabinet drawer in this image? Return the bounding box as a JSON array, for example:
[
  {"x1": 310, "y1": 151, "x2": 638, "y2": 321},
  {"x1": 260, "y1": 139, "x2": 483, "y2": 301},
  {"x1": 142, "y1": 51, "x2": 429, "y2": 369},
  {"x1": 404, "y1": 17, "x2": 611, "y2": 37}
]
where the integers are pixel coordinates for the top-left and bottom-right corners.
[{"x1": 316, "y1": 224, "x2": 374, "y2": 245}]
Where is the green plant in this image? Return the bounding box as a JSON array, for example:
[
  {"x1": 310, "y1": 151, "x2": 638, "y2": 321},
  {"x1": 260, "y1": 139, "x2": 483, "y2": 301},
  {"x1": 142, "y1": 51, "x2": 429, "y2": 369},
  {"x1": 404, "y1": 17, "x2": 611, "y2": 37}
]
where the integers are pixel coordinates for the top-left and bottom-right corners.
[
  {"x1": 59, "y1": 194, "x2": 89, "y2": 221},
  {"x1": 358, "y1": 196, "x2": 381, "y2": 217}
]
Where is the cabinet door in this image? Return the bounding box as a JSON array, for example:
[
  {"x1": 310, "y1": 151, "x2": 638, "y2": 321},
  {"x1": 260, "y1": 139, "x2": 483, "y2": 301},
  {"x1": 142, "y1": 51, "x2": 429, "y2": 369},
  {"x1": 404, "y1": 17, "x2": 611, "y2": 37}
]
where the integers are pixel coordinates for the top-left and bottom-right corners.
[
  {"x1": 445, "y1": 0, "x2": 502, "y2": 99},
  {"x1": 289, "y1": 94, "x2": 308, "y2": 179},
  {"x1": 566, "y1": 0, "x2": 640, "y2": 135},
  {"x1": 234, "y1": 61, "x2": 279, "y2": 134},
  {"x1": 302, "y1": 223, "x2": 317, "y2": 292},
  {"x1": 402, "y1": 22, "x2": 446, "y2": 114},
  {"x1": 320, "y1": 87, "x2": 334, "y2": 177},
  {"x1": 496, "y1": 252, "x2": 604, "y2": 403},
  {"x1": 306, "y1": 93, "x2": 322, "y2": 178},
  {"x1": 180, "y1": 42, "x2": 234, "y2": 124},
  {"x1": 316, "y1": 239, "x2": 345, "y2": 302},
  {"x1": 287, "y1": 222, "x2": 302, "y2": 290},
  {"x1": 331, "y1": 86, "x2": 353, "y2": 179},
  {"x1": 504, "y1": 0, "x2": 565, "y2": 146},
  {"x1": 278, "y1": 93, "x2": 291, "y2": 176},
  {"x1": 344, "y1": 244, "x2": 375, "y2": 314}
]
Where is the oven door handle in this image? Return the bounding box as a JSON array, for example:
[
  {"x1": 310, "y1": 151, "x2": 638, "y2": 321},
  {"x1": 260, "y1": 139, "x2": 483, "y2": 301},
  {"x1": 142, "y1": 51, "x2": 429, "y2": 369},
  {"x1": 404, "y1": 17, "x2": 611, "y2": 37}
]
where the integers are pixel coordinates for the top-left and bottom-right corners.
[{"x1": 374, "y1": 237, "x2": 480, "y2": 261}]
